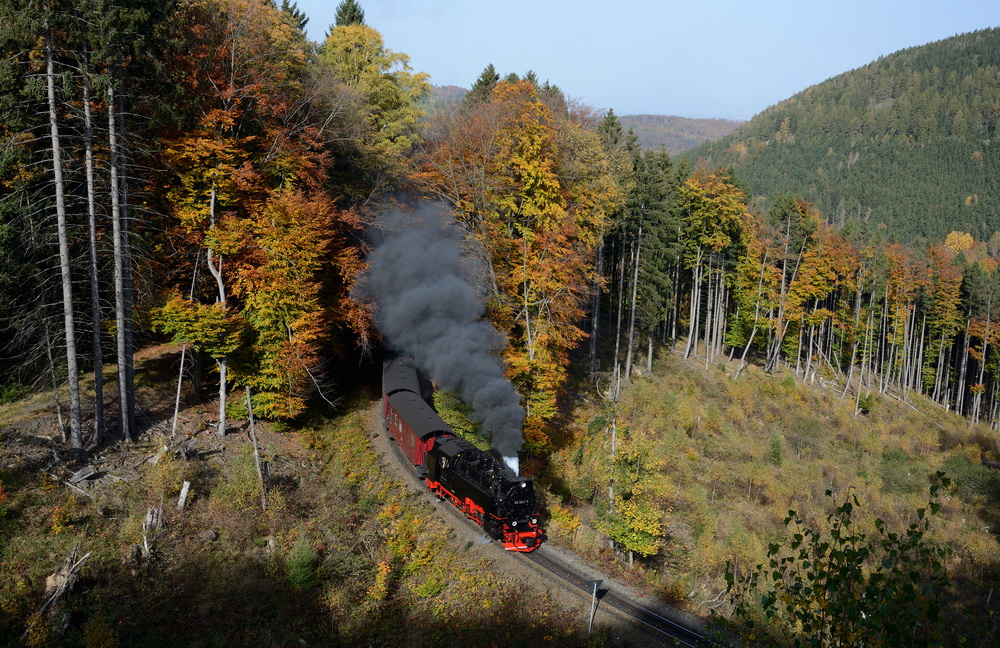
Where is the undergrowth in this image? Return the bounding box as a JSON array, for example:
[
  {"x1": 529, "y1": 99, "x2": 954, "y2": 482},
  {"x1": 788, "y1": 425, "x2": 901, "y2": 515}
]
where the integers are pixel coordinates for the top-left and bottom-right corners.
[
  {"x1": 0, "y1": 394, "x2": 592, "y2": 647},
  {"x1": 544, "y1": 350, "x2": 1000, "y2": 645}
]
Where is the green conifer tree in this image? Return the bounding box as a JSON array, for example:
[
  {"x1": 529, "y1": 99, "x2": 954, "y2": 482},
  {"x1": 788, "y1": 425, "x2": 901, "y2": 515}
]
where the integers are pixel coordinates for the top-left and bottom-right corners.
[
  {"x1": 279, "y1": 0, "x2": 308, "y2": 31},
  {"x1": 463, "y1": 63, "x2": 499, "y2": 106},
  {"x1": 334, "y1": 0, "x2": 364, "y2": 27}
]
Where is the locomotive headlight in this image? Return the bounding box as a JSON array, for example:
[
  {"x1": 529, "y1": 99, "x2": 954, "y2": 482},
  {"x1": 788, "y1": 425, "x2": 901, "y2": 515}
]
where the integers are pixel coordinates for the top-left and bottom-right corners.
[
  {"x1": 511, "y1": 520, "x2": 518, "y2": 527},
  {"x1": 531, "y1": 517, "x2": 537, "y2": 525},
  {"x1": 520, "y1": 482, "x2": 526, "y2": 488}
]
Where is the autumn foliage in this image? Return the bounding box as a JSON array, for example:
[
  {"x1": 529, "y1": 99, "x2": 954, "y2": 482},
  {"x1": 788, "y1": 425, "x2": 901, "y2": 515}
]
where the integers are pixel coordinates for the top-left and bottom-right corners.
[
  {"x1": 415, "y1": 80, "x2": 624, "y2": 450},
  {"x1": 153, "y1": 0, "x2": 369, "y2": 419}
]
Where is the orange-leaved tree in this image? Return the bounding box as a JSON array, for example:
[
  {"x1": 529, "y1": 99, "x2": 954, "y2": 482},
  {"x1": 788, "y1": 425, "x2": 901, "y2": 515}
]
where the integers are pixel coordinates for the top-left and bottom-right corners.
[
  {"x1": 155, "y1": 0, "x2": 364, "y2": 423},
  {"x1": 416, "y1": 79, "x2": 623, "y2": 451}
]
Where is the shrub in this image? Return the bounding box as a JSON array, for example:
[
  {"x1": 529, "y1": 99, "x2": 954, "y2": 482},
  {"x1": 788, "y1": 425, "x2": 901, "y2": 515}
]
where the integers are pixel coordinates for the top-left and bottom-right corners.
[
  {"x1": 414, "y1": 575, "x2": 446, "y2": 598},
  {"x1": 144, "y1": 437, "x2": 189, "y2": 502},
  {"x1": 433, "y1": 390, "x2": 490, "y2": 451},
  {"x1": 213, "y1": 446, "x2": 262, "y2": 511},
  {"x1": 286, "y1": 537, "x2": 319, "y2": 589},
  {"x1": 879, "y1": 449, "x2": 927, "y2": 495},
  {"x1": 0, "y1": 381, "x2": 27, "y2": 405},
  {"x1": 768, "y1": 434, "x2": 783, "y2": 466},
  {"x1": 726, "y1": 482, "x2": 951, "y2": 648}
]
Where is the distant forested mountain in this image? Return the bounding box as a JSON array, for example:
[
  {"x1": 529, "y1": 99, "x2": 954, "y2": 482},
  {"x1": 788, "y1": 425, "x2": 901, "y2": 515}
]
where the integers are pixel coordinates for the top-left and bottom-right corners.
[
  {"x1": 429, "y1": 87, "x2": 739, "y2": 154},
  {"x1": 429, "y1": 84, "x2": 467, "y2": 106},
  {"x1": 684, "y1": 28, "x2": 1000, "y2": 242},
  {"x1": 619, "y1": 114, "x2": 741, "y2": 154}
]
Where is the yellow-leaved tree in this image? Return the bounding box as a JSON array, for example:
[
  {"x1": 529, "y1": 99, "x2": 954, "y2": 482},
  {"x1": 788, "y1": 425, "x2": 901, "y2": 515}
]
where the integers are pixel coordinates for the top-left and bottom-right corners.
[
  {"x1": 316, "y1": 23, "x2": 430, "y2": 201},
  {"x1": 416, "y1": 79, "x2": 624, "y2": 452}
]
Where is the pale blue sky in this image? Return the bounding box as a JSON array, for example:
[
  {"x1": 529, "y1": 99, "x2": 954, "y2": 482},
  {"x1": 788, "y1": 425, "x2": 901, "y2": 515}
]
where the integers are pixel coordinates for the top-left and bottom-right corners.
[{"x1": 294, "y1": 0, "x2": 1000, "y2": 121}]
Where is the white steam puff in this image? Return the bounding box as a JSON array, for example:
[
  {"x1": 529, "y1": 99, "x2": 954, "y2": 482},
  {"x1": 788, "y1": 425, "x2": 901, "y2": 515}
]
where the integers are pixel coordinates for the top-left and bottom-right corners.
[{"x1": 356, "y1": 202, "x2": 525, "y2": 459}]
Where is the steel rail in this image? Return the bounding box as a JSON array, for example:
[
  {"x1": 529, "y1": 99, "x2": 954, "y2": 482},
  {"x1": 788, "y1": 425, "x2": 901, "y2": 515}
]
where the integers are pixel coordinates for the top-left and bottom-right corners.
[{"x1": 522, "y1": 546, "x2": 723, "y2": 648}]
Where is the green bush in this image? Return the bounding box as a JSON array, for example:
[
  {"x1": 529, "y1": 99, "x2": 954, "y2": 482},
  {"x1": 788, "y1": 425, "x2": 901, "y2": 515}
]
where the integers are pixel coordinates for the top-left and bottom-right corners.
[
  {"x1": 726, "y1": 482, "x2": 952, "y2": 648},
  {"x1": 286, "y1": 537, "x2": 318, "y2": 589},
  {"x1": 941, "y1": 454, "x2": 1000, "y2": 499},
  {"x1": 0, "y1": 381, "x2": 26, "y2": 405},
  {"x1": 432, "y1": 391, "x2": 490, "y2": 451},
  {"x1": 768, "y1": 434, "x2": 783, "y2": 466}
]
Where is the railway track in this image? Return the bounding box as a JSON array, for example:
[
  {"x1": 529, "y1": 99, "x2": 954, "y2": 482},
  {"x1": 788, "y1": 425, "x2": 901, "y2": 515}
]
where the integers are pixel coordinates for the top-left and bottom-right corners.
[
  {"x1": 372, "y1": 405, "x2": 728, "y2": 647},
  {"x1": 521, "y1": 546, "x2": 723, "y2": 648}
]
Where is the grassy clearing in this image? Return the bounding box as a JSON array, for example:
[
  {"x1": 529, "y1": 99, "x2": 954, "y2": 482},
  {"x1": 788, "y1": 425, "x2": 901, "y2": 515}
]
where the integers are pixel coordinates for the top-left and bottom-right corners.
[{"x1": 542, "y1": 350, "x2": 1000, "y2": 643}]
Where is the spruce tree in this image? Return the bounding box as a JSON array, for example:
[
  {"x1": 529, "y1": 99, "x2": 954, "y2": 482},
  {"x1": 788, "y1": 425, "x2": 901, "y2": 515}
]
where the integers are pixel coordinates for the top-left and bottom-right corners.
[
  {"x1": 280, "y1": 0, "x2": 308, "y2": 31},
  {"x1": 334, "y1": 0, "x2": 364, "y2": 26},
  {"x1": 463, "y1": 63, "x2": 499, "y2": 107}
]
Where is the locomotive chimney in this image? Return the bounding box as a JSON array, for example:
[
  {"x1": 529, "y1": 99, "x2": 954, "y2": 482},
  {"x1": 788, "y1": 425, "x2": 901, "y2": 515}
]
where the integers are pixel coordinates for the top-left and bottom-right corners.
[{"x1": 503, "y1": 455, "x2": 518, "y2": 476}]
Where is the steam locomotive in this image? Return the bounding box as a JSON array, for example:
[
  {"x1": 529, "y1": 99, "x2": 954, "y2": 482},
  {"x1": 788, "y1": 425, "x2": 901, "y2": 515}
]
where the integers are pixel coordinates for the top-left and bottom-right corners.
[{"x1": 382, "y1": 358, "x2": 543, "y2": 552}]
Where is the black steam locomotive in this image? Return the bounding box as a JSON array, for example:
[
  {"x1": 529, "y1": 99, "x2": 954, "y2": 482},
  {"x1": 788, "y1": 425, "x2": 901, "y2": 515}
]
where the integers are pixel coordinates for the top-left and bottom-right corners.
[{"x1": 382, "y1": 358, "x2": 543, "y2": 551}]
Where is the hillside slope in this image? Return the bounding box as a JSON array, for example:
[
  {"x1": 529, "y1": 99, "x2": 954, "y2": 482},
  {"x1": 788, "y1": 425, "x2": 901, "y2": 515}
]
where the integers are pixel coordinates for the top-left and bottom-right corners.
[
  {"x1": 684, "y1": 28, "x2": 1000, "y2": 242},
  {"x1": 545, "y1": 350, "x2": 1000, "y2": 645},
  {"x1": 0, "y1": 345, "x2": 593, "y2": 647},
  {"x1": 620, "y1": 114, "x2": 741, "y2": 154},
  {"x1": 428, "y1": 86, "x2": 740, "y2": 155}
]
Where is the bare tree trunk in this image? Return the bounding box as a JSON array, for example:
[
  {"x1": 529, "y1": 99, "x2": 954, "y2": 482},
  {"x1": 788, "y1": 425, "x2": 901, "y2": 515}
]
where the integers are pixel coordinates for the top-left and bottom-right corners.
[
  {"x1": 625, "y1": 228, "x2": 641, "y2": 378},
  {"x1": 714, "y1": 274, "x2": 728, "y2": 363},
  {"x1": 703, "y1": 261, "x2": 714, "y2": 369},
  {"x1": 684, "y1": 248, "x2": 703, "y2": 359},
  {"x1": 736, "y1": 252, "x2": 769, "y2": 380},
  {"x1": 109, "y1": 82, "x2": 133, "y2": 442},
  {"x1": 972, "y1": 315, "x2": 991, "y2": 426},
  {"x1": 914, "y1": 313, "x2": 926, "y2": 395},
  {"x1": 82, "y1": 63, "x2": 104, "y2": 447},
  {"x1": 764, "y1": 241, "x2": 806, "y2": 374},
  {"x1": 45, "y1": 324, "x2": 66, "y2": 441},
  {"x1": 718, "y1": 280, "x2": 729, "y2": 361},
  {"x1": 115, "y1": 62, "x2": 136, "y2": 440},
  {"x1": 841, "y1": 287, "x2": 863, "y2": 399},
  {"x1": 670, "y1": 255, "x2": 681, "y2": 347},
  {"x1": 246, "y1": 387, "x2": 267, "y2": 512},
  {"x1": 804, "y1": 322, "x2": 815, "y2": 383},
  {"x1": 932, "y1": 331, "x2": 947, "y2": 404},
  {"x1": 521, "y1": 236, "x2": 535, "y2": 362},
  {"x1": 613, "y1": 237, "x2": 628, "y2": 370},
  {"x1": 856, "y1": 307, "x2": 875, "y2": 415},
  {"x1": 589, "y1": 240, "x2": 604, "y2": 375},
  {"x1": 45, "y1": 8, "x2": 84, "y2": 460},
  {"x1": 206, "y1": 186, "x2": 228, "y2": 437},
  {"x1": 172, "y1": 262, "x2": 199, "y2": 437},
  {"x1": 607, "y1": 364, "x2": 621, "y2": 515},
  {"x1": 956, "y1": 320, "x2": 970, "y2": 415}
]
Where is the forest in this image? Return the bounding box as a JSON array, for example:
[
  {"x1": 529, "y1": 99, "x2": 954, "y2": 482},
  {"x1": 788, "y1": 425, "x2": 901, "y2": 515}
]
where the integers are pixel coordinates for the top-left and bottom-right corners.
[
  {"x1": 0, "y1": 0, "x2": 999, "y2": 645},
  {"x1": 686, "y1": 28, "x2": 1000, "y2": 242},
  {"x1": 618, "y1": 114, "x2": 741, "y2": 154}
]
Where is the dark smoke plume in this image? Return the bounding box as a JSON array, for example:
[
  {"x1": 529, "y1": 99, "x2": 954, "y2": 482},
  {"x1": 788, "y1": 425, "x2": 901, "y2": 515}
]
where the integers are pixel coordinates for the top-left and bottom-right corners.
[{"x1": 355, "y1": 202, "x2": 525, "y2": 458}]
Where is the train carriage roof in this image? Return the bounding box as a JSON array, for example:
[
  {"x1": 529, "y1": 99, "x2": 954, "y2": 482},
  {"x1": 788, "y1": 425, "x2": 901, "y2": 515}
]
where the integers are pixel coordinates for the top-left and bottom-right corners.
[
  {"x1": 383, "y1": 358, "x2": 420, "y2": 398},
  {"x1": 387, "y1": 392, "x2": 452, "y2": 440}
]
